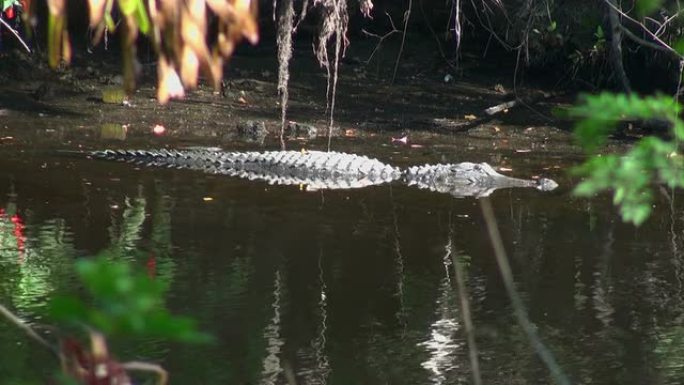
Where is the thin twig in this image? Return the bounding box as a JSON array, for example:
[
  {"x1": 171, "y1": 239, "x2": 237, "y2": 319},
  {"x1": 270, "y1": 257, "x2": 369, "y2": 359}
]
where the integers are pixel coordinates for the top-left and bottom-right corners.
[
  {"x1": 648, "y1": 11, "x2": 683, "y2": 37},
  {"x1": 619, "y1": 23, "x2": 680, "y2": 57},
  {"x1": 122, "y1": 361, "x2": 169, "y2": 385},
  {"x1": 479, "y1": 198, "x2": 571, "y2": 385},
  {"x1": 0, "y1": 304, "x2": 57, "y2": 355},
  {"x1": 470, "y1": 0, "x2": 513, "y2": 52},
  {"x1": 604, "y1": 0, "x2": 682, "y2": 59},
  {"x1": 361, "y1": 12, "x2": 400, "y2": 64},
  {"x1": 447, "y1": 238, "x2": 482, "y2": 385},
  {"x1": 391, "y1": 0, "x2": 412, "y2": 84},
  {"x1": 0, "y1": 17, "x2": 31, "y2": 54},
  {"x1": 418, "y1": 0, "x2": 459, "y2": 72}
]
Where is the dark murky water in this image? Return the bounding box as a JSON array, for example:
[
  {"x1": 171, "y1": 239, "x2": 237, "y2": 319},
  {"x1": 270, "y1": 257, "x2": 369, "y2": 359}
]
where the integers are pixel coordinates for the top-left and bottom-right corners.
[{"x1": 1, "y1": 135, "x2": 684, "y2": 385}]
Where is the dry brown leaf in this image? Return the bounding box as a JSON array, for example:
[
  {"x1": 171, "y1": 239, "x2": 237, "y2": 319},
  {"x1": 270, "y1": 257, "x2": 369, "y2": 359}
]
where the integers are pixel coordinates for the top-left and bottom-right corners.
[
  {"x1": 207, "y1": 53, "x2": 224, "y2": 88},
  {"x1": 217, "y1": 27, "x2": 235, "y2": 57},
  {"x1": 88, "y1": 0, "x2": 106, "y2": 27},
  {"x1": 181, "y1": 45, "x2": 200, "y2": 87},
  {"x1": 158, "y1": 57, "x2": 185, "y2": 104},
  {"x1": 61, "y1": 28, "x2": 72, "y2": 63},
  {"x1": 47, "y1": 0, "x2": 65, "y2": 15}
]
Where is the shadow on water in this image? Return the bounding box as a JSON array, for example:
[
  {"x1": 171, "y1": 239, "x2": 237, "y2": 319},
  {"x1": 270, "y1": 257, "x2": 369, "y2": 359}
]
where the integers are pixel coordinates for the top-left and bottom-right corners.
[{"x1": 2, "y1": 140, "x2": 684, "y2": 385}]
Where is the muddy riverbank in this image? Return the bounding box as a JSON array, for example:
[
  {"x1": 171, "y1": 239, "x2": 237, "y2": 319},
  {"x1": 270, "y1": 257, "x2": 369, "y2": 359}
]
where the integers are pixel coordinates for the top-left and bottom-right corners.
[{"x1": 0, "y1": 39, "x2": 588, "y2": 153}]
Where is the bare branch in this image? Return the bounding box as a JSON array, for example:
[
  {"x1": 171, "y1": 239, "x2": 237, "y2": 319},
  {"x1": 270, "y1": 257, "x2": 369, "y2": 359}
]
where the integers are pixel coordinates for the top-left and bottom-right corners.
[
  {"x1": 0, "y1": 304, "x2": 57, "y2": 355},
  {"x1": 391, "y1": 0, "x2": 413, "y2": 83},
  {"x1": 0, "y1": 17, "x2": 31, "y2": 54},
  {"x1": 619, "y1": 23, "x2": 678, "y2": 56},
  {"x1": 604, "y1": 0, "x2": 683, "y2": 59},
  {"x1": 361, "y1": 12, "x2": 400, "y2": 64},
  {"x1": 122, "y1": 361, "x2": 169, "y2": 385},
  {"x1": 418, "y1": 0, "x2": 459, "y2": 72}
]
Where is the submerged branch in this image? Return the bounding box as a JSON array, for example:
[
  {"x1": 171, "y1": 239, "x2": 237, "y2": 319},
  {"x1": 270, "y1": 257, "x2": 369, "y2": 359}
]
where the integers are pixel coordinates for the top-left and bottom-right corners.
[
  {"x1": 0, "y1": 304, "x2": 57, "y2": 355},
  {"x1": 447, "y1": 241, "x2": 482, "y2": 385},
  {"x1": 479, "y1": 198, "x2": 571, "y2": 385},
  {"x1": 122, "y1": 361, "x2": 169, "y2": 385}
]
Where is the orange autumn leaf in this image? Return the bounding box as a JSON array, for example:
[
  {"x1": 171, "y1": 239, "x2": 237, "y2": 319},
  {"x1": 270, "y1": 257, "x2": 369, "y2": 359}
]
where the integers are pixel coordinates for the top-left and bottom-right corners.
[{"x1": 158, "y1": 57, "x2": 185, "y2": 104}]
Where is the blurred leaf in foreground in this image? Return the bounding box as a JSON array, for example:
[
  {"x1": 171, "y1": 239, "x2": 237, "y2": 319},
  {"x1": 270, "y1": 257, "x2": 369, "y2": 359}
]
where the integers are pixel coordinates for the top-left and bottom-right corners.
[
  {"x1": 568, "y1": 93, "x2": 684, "y2": 225},
  {"x1": 49, "y1": 255, "x2": 211, "y2": 343}
]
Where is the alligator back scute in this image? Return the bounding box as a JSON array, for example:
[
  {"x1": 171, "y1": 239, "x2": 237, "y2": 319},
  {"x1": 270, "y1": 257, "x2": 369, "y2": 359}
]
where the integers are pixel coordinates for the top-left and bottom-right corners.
[{"x1": 90, "y1": 149, "x2": 401, "y2": 190}]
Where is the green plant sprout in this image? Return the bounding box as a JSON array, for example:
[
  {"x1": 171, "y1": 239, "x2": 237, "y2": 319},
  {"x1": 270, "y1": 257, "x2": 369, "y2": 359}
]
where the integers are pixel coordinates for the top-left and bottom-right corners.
[{"x1": 1, "y1": 255, "x2": 210, "y2": 385}]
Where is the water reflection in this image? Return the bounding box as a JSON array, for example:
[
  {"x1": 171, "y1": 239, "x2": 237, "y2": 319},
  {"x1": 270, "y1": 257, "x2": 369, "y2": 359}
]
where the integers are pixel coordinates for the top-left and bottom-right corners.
[
  {"x1": 3, "y1": 150, "x2": 684, "y2": 385},
  {"x1": 295, "y1": 251, "x2": 331, "y2": 385},
  {"x1": 418, "y1": 243, "x2": 463, "y2": 385}
]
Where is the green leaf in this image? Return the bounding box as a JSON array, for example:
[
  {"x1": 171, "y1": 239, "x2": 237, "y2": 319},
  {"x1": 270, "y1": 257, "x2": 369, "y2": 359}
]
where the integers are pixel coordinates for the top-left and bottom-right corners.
[
  {"x1": 594, "y1": 25, "x2": 604, "y2": 40},
  {"x1": 623, "y1": 203, "x2": 651, "y2": 226},
  {"x1": 48, "y1": 256, "x2": 210, "y2": 343},
  {"x1": 48, "y1": 296, "x2": 89, "y2": 324},
  {"x1": 117, "y1": 0, "x2": 150, "y2": 35},
  {"x1": 636, "y1": 0, "x2": 663, "y2": 16},
  {"x1": 674, "y1": 39, "x2": 684, "y2": 56},
  {"x1": 547, "y1": 21, "x2": 557, "y2": 32},
  {"x1": 1, "y1": 0, "x2": 19, "y2": 12}
]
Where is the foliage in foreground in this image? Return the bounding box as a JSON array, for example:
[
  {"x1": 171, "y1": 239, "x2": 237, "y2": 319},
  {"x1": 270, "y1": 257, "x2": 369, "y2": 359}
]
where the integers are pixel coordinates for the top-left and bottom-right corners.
[
  {"x1": 49, "y1": 255, "x2": 209, "y2": 343},
  {"x1": 2, "y1": 256, "x2": 209, "y2": 385},
  {"x1": 568, "y1": 93, "x2": 684, "y2": 225},
  {"x1": 37, "y1": 0, "x2": 258, "y2": 103}
]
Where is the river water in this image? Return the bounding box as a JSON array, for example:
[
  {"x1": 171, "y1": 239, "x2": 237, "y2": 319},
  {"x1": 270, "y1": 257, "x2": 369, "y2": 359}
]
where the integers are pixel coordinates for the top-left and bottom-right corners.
[{"x1": 1, "y1": 133, "x2": 683, "y2": 385}]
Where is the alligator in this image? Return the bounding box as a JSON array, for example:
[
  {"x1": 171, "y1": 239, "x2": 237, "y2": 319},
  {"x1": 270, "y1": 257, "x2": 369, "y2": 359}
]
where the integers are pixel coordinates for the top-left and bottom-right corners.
[{"x1": 87, "y1": 148, "x2": 558, "y2": 198}]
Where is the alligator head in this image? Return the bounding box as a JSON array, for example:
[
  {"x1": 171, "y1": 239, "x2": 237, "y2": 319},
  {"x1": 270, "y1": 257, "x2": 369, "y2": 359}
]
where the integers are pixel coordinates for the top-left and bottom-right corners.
[{"x1": 404, "y1": 162, "x2": 559, "y2": 198}]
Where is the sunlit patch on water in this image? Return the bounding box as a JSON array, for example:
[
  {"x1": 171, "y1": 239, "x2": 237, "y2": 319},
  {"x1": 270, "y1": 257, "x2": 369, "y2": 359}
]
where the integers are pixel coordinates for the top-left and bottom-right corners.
[
  {"x1": 418, "y1": 253, "x2": 464, "y2": 385},
  {"x1": 260, "y1": 270, "x2": 285, "y2": 385}
]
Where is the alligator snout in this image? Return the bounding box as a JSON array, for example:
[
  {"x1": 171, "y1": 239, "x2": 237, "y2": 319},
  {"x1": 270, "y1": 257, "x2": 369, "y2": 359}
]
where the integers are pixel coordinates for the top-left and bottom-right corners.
[{"x1": 536, "y1": 178, "x2": 559, "y2": 191}]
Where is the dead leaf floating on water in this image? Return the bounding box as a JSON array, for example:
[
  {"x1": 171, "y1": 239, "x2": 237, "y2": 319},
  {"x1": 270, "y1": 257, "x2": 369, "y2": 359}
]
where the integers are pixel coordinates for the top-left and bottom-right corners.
[
  {"x1": 153, "y1": 124, "x2": 166, "y2": 136},
  {"x1": 391, "y1": 135, "x2": 408, "y2": 145}
]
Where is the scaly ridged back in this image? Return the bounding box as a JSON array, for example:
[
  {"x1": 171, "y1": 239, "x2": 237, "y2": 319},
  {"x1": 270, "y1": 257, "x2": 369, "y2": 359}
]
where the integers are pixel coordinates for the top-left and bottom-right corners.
[{"x1": 90, "y1": 149, "x2": 401, "y2": 190}]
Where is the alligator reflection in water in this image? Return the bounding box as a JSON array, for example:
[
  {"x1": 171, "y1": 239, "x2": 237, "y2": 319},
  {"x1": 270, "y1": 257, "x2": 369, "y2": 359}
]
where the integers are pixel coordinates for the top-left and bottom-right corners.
[{"x1": 86, "y1": 149, "x2": 558, "y2": 198}]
